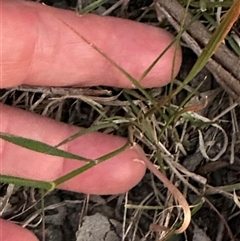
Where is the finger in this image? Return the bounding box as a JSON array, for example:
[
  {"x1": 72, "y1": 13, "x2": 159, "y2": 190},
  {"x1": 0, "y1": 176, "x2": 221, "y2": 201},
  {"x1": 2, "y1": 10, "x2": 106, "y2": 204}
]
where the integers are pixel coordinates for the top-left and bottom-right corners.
[
  {"x1": 1, "y1": 103, "x2": 146, "y2": 194},
  {"x1": 0, "y1": 219, "x2": 38, "y2": 241},
  {"x1": 2, "y1": 0, "x2": 182, "y2": 89}
]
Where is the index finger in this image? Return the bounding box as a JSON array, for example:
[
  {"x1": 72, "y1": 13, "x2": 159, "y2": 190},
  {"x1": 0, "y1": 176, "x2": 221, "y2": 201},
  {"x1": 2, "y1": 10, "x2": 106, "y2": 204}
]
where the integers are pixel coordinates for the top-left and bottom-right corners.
[{"x1": 2, "y1": 0, "x2": 182, "y2": 88}]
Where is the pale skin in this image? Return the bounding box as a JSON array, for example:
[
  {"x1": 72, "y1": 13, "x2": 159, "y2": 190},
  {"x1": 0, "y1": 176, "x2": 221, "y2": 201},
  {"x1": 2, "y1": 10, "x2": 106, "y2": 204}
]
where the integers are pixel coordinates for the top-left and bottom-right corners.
[{"x1": 0, "y1": 0, "x2": 182, "y2": 240}]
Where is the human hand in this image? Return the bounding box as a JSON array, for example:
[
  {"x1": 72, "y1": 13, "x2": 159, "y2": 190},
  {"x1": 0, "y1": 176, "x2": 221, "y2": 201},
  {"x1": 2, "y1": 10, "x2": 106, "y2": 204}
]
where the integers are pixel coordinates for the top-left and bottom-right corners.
[{"x1": 0, "y1": 0, "x2": 182, "y2": 240}]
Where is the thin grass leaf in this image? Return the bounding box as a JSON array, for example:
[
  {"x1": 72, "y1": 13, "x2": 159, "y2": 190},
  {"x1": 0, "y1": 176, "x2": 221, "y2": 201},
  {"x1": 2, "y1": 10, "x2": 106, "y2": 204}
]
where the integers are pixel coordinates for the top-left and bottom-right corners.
[
  {"x1": 206, "y1": 182, "x2": 240, "y2": 195},
  {"x1": 226, "y1": 35, "x2": 240, "y2": 56},
  {"x1": 53, "y1": 141, "x2": 130, "y2": 186},
  {"x1": 139, "y1": 37, "x2": 177, "y2": 82},
  {"x1": 191, "y1": 1, "x2": 234, "y2": 8},
  {"x1": 0, "y1": 132, "x2": 93, "y2": 162},
  {"x1": 0, "y1": 140, "x2": 130, "y2": 189},
  {"x1": 55, "y1": 122, "x2": 118, "y2": 147},
  {"x1": 0, "y1": 174, "x2": 54, "y2": 190},
  {"x1": 78, "y1": 0, "x2": 109, "y2": 14},
  {"x1": 199, "y1": 0, "x2": 207, "y2": 12},
  {"x1": 191, "y1": 198, "x2": 205, "y2": 216},
  {"x1": 125, "y1": 204, "x2": 165, "y2": 210},
  {"x1": 55, "y1": 17, "x2": 160, "y2": 110},
  {"x1": 122, "y1": 91, "x2": 141, "y2": 116},
  {"x1": 202, "y1": 11, "x2": 219, "y2": 26}
]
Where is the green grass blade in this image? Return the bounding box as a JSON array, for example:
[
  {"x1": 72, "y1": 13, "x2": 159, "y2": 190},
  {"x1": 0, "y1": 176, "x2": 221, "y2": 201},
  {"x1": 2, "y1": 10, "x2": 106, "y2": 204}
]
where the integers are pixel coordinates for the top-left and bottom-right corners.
[
  {"x1": 78, "y1": 0, "x2": 109, "y2": 14},
  {"x1": 0, "y1": 174, "x2": 54, "y2": 190},
  {"x1": 56, "y1": 17, "x2": 159, "y2": 108},
  {"x1": 0, "y1": 132, "x2": 93, "y2": 162},
  {"x1": 55, "y1": 122, "x2": 118, "y2": 147},
  {"x1": 190, "y1": 1, "x2": 234, "y2": 8},
  {"x1": 0, "y1": 141, "x2": 130, "y2": 189},
  {"x1": 53, "y1": 141, "x2": 130, "y2": 186}
]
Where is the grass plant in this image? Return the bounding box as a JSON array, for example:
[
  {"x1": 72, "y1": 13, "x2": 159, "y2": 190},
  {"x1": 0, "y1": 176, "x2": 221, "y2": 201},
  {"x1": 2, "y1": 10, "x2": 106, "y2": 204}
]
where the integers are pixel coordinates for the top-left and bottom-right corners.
[{"x1": 1, "y1": 0, "x2": 240, "y2": 240}]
